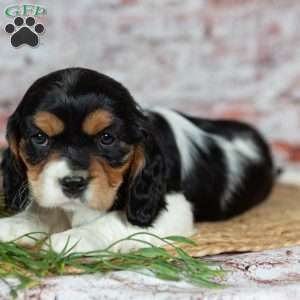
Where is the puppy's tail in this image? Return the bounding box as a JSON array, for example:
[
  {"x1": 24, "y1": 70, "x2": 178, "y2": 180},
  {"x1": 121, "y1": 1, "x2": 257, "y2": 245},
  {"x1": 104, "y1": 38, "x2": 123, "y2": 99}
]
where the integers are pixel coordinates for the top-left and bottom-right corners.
[{"x1": 276, "y1": 167, "x2": 300, "y2": 186}]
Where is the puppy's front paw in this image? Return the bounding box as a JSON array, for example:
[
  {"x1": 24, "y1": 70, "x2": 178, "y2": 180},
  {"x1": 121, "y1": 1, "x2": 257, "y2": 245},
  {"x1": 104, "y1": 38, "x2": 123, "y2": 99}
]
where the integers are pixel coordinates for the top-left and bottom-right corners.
[
  {"x1": 44, "y1": 229, "x2": 107, "y2": 254},
  {"x1": 0, "y1": 217, "x2": 41, "y2": 246}
]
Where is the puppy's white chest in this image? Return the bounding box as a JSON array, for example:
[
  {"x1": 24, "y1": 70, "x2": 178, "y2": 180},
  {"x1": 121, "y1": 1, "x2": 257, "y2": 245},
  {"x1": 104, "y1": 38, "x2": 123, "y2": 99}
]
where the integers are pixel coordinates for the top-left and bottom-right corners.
[{"x1": 62, "y1": 202, "x2": 105, "y2": 227}]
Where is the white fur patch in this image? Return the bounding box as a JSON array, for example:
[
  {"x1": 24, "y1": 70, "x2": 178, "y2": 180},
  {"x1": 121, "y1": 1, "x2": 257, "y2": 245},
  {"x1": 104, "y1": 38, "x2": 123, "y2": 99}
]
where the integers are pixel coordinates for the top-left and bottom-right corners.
[
  {"x1": 46, "y1": 192, "x2": 195, "y2": 254},
  {"x1": 30, "y1": 159, "x2": 91, "y2": 209},
  {"x1": 232, "y1": 138, "x2": 261, "y2": 161},
  {"x1": 152, "y1": 193, "x2": 195, "y2": 238},
  {"x1": 216, "y1": 136, "x2": 261, "y2": 210},
  {"x1": 67, "y1": 203, "x2": 105, "y2": 227},
  {"x1": 217, "y1": 137, "x2": 245, "y2": 210},
  {"x1": 31, "y1": 159, "x2": 72, "y2": 207},
  {"x1": 0, "y1": 210, "x2": 49, "y2": 245},
  {"x1": 150, "y1": 107, "x2": 207, "y2": 177}
]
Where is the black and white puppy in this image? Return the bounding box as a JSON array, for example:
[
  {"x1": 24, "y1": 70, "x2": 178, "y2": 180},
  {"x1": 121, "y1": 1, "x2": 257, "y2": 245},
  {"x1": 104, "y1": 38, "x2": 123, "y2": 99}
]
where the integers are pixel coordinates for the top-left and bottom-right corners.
[{"x1": 0, "y1": 68, "x2": 275, "y2": 252}]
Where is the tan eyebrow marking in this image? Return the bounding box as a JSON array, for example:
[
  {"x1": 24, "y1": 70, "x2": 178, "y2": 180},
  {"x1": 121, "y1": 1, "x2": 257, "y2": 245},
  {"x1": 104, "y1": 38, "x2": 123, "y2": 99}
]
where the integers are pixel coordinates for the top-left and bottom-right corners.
[
  {"x1": 34, "y1": 112, "x2": 64, "y2": 136},
  {"x1": 82, "y1": 109, "x2": 112, "y2": 135}
]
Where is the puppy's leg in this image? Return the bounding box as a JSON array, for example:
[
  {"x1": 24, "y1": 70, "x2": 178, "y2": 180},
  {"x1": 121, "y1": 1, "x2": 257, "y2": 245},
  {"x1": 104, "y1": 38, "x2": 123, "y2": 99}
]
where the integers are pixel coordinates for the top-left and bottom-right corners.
[
  {"x1": 46, "y1": 193, "x2": 195, "y2": 254},
  {"x1": 0, "y1": 208, "x2": 49, "y2": 246},
  {"x1": 0, "y1": 204, "x2": 69, "y2": 246}
]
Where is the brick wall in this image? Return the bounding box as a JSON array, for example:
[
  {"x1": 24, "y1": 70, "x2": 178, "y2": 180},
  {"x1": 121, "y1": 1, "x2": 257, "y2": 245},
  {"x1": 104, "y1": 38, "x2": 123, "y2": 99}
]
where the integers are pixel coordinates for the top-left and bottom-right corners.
[{"x1": 0, "y1": 0, "x2": 299, "y2": 167}]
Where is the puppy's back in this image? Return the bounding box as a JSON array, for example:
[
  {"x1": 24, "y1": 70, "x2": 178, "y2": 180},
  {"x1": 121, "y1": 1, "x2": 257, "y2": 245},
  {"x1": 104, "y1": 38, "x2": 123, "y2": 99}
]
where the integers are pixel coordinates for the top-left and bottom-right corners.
[{"x1": 149, "y1": 108, "x2": 275, "y2": 221}]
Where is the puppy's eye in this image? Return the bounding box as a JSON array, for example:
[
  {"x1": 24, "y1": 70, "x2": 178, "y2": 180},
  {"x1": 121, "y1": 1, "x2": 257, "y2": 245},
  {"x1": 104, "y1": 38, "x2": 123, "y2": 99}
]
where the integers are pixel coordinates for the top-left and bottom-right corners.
[
  {"x1": 31, "y1": 132, "x2": 49, "y2": 146},
  {"x1": 97, "y1": 132, "x2": 115, "y2": 146}
]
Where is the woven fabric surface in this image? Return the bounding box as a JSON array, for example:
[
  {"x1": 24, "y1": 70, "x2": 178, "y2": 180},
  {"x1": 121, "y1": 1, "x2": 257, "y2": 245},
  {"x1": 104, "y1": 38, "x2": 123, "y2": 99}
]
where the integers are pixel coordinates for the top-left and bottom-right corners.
[{"x1": 172, "y1": 184, "x2": 300, "y2": 257}]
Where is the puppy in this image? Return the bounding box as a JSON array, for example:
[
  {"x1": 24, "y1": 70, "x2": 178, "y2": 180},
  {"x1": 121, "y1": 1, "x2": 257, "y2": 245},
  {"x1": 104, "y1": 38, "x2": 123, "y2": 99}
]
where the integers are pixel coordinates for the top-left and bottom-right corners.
[{"x1": 0, "y1": 68, "x2": 275, "y2": 253}]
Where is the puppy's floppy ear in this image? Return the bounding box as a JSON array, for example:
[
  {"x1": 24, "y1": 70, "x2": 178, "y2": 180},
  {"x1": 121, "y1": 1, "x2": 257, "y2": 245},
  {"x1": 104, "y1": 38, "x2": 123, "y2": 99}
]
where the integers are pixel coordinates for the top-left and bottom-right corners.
[
  {"x1": 125, "y1": 132, "x2": 167, "y2": 227},
  {"x1": 1, "y1": 113, "x2": 29, "y2": 211}
]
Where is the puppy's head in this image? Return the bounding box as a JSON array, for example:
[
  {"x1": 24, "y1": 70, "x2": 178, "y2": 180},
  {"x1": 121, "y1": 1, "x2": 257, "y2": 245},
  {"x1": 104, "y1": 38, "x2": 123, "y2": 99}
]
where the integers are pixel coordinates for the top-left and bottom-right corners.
[{"x1": 2, "y1": 68, "x2": 165, "y2": 225}]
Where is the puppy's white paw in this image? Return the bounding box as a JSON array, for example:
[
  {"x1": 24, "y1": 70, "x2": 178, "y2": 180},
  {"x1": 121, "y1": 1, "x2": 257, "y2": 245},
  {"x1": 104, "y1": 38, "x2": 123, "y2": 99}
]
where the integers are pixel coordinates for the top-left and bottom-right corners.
[
  {"x1": 44, "y1": 229, "x2": 107, "y2": 254},
  {"x1": 0, "y1": 217, "x2": 42, "y2": 246}
]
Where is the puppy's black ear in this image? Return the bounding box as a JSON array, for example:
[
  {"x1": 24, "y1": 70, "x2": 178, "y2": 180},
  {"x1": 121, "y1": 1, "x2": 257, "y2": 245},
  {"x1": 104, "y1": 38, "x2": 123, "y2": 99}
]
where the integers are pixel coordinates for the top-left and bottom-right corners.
[
  {"x1": 1, "y1": 113, "x2": 29, "y2": 211},
  {"x1": 125, "y1": 135, "x2": 166, "y2": 227}
]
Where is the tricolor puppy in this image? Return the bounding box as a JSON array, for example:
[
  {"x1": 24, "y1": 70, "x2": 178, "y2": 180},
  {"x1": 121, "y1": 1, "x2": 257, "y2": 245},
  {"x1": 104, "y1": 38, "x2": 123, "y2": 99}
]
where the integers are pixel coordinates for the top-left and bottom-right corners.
[{"x1": 0, "y1": 68, "x2": 275, "y2": 253}]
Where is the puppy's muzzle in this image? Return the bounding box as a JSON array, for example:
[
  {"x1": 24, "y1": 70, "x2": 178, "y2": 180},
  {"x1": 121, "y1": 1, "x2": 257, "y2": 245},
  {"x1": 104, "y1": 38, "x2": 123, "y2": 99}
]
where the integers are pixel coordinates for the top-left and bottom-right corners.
[{"x1": 59, "y1": 176, "x2": 88, "y2": 198}]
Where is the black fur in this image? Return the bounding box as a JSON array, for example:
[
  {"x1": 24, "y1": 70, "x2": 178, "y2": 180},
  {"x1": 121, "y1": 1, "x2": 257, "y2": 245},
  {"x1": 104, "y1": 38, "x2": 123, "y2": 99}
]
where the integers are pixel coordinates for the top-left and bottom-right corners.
[
  {"x1": 2, "y1": 108, "x2": 29, "y2": 211},
  {"x1": 1, "y1": 67, "x2": 276, "y2": 227},
  {"x1": 1, "y1": 148, "x2": 29, "y2": 211},
  {"x1": 182, "y1": 116, "x2": 275, "y2": 220},
  {"x1": 126, "y1": 133, "x2": 167, "y2": 227}
]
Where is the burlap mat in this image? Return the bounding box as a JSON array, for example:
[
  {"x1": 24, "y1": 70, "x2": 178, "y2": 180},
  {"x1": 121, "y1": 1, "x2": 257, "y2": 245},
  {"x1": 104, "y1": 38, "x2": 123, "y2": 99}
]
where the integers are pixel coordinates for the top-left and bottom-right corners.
[{"x1": 177, "y1": 184, "x2": 300, "y2": 257}]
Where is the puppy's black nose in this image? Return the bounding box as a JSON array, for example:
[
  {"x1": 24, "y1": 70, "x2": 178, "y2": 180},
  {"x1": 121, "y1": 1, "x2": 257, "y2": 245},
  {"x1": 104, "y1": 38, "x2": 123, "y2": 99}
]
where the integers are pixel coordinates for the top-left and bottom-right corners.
[{"x1": 59, "y1": 176, "x2": 87, "y2": 197}]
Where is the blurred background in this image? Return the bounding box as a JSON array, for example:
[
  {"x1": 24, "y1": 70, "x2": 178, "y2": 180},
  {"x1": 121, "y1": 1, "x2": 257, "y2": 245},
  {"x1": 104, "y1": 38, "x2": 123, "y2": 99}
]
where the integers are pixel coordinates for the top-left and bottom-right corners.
[{"x1": 0, "y1": 0, "x2": 299, "y2": 169}]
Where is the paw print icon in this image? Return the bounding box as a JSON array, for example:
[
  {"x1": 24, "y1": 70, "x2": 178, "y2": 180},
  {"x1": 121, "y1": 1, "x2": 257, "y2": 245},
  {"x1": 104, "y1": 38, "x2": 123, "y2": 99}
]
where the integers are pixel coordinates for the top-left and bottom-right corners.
[{"x1": 5, "y1": 16, "x2": 45, "y2": 48}]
